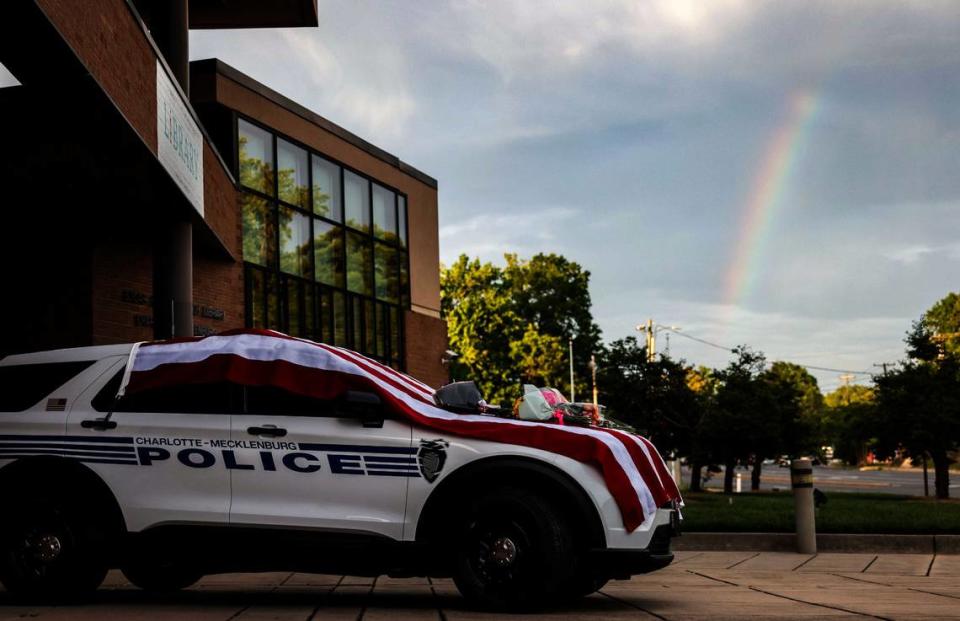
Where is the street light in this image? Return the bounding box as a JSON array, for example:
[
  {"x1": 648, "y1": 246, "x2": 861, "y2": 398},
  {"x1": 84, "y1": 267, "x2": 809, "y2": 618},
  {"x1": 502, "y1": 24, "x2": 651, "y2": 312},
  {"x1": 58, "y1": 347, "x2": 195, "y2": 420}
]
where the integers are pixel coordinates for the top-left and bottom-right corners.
[{"x1": 635, "y1": 320, "x2": 681, "y2": 362}]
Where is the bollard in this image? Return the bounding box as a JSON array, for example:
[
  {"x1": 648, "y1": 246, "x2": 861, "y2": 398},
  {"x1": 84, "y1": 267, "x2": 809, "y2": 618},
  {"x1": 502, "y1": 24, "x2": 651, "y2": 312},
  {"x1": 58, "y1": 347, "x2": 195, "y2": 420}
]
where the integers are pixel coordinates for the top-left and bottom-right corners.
[{"x1": 791, "y1": 458, "x2": 816, "y2": 554}]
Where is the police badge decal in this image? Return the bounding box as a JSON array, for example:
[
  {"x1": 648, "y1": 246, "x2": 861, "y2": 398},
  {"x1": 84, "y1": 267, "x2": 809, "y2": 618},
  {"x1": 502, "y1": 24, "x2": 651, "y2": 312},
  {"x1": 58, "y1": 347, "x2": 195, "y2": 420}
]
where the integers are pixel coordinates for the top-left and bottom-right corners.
[{"x1": 417, "y1": 439, "x2": 449, "y2": 483}]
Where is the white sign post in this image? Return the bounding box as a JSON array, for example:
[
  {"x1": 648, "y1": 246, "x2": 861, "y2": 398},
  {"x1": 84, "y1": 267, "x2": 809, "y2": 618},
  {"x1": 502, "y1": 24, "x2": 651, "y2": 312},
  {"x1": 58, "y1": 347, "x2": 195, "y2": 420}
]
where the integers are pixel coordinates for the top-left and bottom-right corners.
[{"x1": 156, "y1": 61, "x2": 204, "y2": 217}]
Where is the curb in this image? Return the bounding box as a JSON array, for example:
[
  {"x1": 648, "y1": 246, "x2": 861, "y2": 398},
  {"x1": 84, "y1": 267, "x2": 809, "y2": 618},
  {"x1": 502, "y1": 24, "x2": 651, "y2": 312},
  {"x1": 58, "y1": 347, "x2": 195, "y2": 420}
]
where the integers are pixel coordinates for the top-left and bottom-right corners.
[{"x1": 674, "y1": 533, "x2": 960, "y2": 554}]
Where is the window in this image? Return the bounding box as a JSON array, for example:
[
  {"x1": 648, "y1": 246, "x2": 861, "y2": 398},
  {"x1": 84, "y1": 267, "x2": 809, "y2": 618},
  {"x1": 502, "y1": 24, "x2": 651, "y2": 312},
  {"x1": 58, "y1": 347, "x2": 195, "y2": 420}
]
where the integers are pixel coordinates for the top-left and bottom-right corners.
[
  {"x1": 0, "y1": 361, "x2": 94, "y2": 412},
  {"x1": 312, "y1": 156, "x2": 341, "y2": 222},
  {"x1": 93, "y1": 369, "x2": 239, "y2": 414},
  {"x1": 245, "y1": 385, "x2": 334, "y2": 417},
  {"x1": 278, "y1": 139, "x2": 309, "y2": 208},
  {"x1": 239, "y1": 119, "x2": 274, "y2": 195},
  {"x1": 344, "y1": 170, "x2": 370, "y2": 232},
  {"x1": 238, "y1": 117, "x2": 408, "y2": 367},
  {"x1": 372, "y1": 183, "x2": 397, "y2": 241},
  {"x1": 279, "y1": 207, "x2": 311, "y2": 278}
]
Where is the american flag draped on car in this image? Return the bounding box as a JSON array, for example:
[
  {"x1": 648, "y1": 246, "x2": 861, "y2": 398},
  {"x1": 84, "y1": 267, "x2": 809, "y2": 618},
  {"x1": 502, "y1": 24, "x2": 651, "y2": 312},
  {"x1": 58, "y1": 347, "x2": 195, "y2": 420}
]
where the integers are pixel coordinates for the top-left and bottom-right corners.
[{"x1": 117, "y1": 329, "x2": 681, "y2": 532}]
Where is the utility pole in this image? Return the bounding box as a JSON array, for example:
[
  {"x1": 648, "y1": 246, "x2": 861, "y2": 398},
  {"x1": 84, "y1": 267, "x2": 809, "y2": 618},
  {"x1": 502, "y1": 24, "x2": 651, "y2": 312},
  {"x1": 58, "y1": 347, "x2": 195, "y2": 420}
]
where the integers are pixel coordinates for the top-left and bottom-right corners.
[
  {"x1": 839, "y1": 374, "x2": 855, "y2": 387},
  {"x1": 636, "y1": 319, "x2": 655, "y2": 362},
  {"x1": 568, "y1": 338, "x2": 575, "y2": 403},
  {"x1": 589, "y1": 355, "x2": 598, "y2": 409}
]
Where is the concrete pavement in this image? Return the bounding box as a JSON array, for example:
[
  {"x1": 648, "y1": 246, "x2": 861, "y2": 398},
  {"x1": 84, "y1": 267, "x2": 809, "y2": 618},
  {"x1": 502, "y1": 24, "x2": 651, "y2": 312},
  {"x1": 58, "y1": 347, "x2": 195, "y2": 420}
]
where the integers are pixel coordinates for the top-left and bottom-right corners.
[{"x1": 3, "y1": 551, "x2": 960, "y2": 620}]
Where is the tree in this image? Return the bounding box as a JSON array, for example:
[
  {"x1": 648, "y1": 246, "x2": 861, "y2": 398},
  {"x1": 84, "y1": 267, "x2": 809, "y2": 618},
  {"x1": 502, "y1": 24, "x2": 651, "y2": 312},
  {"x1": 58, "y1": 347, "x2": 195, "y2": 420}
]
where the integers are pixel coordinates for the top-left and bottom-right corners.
[
  {"x1": 874, "y1": 321, "x2": 960, "y2": 498},
  {"x1": 754, "y1": 362, "x2": 823, "y2": 490},
  {"x1": 441, "y1": 253, "x2": 602, "y2": 408},
  {"x1": 501, "y1": 254, "x2": 602, "y2": 398},
  {"x1": 923, "y1": 292, "x2": 960, "y2": 358},
  {"x1": 596, "y1": 338, "x2": 701, "y2": 456},
  {"x1": 685, "y1": 366, "x2": 718, "y2": 492},
  {"x1": 700, "y1": 347, "x2": 775, "y2": 494},
  {"x1": 822, "y1": 385, "x2": 875, "y2": 465}
]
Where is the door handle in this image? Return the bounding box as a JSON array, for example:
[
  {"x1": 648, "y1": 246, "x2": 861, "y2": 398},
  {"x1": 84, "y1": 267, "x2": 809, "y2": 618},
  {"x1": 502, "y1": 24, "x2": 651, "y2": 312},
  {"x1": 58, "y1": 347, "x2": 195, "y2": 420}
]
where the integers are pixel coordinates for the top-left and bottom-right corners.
[
  {"x1": 247, "y1": 425, "x2": 287, "y2": 438},
  {"x1": 81, "y1": 418, "x2": 117, "y2": 431}
]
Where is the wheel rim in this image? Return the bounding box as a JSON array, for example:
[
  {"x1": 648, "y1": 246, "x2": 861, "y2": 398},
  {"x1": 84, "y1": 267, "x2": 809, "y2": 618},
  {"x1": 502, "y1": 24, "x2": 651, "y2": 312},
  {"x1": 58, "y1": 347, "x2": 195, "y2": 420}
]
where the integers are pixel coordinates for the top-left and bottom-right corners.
[
  {"x1": 465, "y1": 513, "x2": 534, "y2": 589},
  {"x1": 9, "y1": 509, "x2": 71, "y2": 580}
]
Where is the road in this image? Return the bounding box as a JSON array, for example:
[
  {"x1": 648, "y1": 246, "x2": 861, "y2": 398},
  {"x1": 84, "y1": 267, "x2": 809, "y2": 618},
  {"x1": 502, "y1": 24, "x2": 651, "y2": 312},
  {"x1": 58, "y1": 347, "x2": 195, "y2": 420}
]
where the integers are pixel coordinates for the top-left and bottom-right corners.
[
  {"x1": 3, "y1": 552, "x2": 960, "y2": 619},
  {"x1": 688, "y1": 465, "x2": 952, "y2": 496}
]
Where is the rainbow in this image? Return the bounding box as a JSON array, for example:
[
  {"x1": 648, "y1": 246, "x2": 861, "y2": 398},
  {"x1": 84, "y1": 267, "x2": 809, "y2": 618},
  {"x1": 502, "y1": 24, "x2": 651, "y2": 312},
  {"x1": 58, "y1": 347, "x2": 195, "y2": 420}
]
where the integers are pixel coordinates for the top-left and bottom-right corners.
[{"x1": 723, "y1": 90, "x2": 821, "y2": 308}]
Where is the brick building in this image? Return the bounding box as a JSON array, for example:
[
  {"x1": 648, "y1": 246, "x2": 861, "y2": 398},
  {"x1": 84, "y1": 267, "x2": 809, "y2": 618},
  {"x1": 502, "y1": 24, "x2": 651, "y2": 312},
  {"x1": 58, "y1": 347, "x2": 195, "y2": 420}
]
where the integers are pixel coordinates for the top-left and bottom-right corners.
[{"x1": 0, "y1": 0, "x2": 448, "y2": 387}]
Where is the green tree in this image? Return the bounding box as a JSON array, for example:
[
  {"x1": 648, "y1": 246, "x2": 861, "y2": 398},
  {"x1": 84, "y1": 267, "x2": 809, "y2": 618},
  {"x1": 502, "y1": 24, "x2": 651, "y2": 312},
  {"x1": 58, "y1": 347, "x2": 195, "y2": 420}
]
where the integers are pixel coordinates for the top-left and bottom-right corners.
[
  {"x1": 700, "y1": 347, "x2": 779, "y2": 494},
  {"x1": 753, "y1": 362, "x2": 823, "y2": 490},
  {"x1": 441, "y1": 253, "x2": 602, "y2": 407},
  {"x1": 874, "y1": 321, "x2": 960, "y2": 498},
  {"x1": 923, "y1": 292, "x2": 960, "y2": 357},
  {"x1": 502, "y1": 254, "x2": 603, "y2": 398},
  {"x1": 596, "y1": 338, "x2": 701, "y2": 456},
  {"x1": 685, "y1": 366, "x2": 718, "y2": 492},
  {"x1": 822, "y1": 384, "x2": 875, "y2": 465}
]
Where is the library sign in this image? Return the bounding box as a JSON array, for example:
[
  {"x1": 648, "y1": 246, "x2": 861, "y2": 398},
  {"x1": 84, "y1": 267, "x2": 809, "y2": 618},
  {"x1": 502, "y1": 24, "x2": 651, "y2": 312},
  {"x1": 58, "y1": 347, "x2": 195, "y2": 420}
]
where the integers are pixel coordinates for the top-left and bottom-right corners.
[{"x1": 156, "y1": 61, "x2": 204, "y2": 216}]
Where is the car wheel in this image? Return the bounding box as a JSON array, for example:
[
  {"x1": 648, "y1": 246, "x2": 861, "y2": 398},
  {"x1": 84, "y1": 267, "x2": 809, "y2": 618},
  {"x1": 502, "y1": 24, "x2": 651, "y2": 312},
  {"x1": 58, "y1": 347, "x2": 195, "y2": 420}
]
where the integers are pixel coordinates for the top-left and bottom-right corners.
[
  {"x1": 122, "y1": 561, "x2": 203, "y2": 592},
  {"x1": 564, "y1": 572, "x2": 609, "y2": 599},
  {"x1": 0, "y1": 495, "x2": 108, "y2": 600},
  {"x1": 451, "y1": 486, "x2": 576, "y2": 610}
]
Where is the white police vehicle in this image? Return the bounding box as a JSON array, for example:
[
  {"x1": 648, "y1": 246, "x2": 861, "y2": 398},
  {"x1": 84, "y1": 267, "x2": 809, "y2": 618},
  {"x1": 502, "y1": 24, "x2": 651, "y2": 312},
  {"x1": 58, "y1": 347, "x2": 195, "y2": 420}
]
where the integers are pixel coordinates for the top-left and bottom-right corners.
[{"x1": 0, "y1": 343, "x2": 679, "y2": 608}]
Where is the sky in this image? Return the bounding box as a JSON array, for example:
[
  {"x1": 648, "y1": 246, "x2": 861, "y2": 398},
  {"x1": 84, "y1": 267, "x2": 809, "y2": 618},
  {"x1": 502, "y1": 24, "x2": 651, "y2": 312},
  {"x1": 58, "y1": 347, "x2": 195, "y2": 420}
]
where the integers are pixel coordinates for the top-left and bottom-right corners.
[
  {"x1": 9, "y1": 1, "x2": 958, "y2": 391},
  {"x1": 187, "y1": 1, "x2": 960, "y2": 392}
]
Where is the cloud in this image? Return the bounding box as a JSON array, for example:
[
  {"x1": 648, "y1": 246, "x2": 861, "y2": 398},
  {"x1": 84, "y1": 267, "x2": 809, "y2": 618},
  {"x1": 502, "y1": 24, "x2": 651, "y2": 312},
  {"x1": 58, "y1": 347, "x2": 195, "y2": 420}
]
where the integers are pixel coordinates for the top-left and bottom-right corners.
[
  {"x1": 439, "y1": 207, "x2": 579, "y2": 265},
  {"x1": 190, "y1": 1, "x2": 960, "y2": 384}
]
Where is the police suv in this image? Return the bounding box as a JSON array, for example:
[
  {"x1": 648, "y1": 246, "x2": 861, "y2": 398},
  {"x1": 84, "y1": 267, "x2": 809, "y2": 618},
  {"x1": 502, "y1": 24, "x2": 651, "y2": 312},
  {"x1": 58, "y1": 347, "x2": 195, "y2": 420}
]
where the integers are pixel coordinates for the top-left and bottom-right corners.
[{"x1": 0, "y1": 343, "x2": 679, "y2": 608}]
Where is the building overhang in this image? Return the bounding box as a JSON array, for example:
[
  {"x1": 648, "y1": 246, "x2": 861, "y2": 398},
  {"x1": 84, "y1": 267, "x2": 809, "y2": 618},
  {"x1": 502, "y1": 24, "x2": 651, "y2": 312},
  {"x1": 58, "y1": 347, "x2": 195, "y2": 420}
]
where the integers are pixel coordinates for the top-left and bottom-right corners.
[
  {"x1": 0, "y1": 0, "x2": 236, "y2": 261},
  {"x1": 189, "y1": 0, "x2": 318, "y2": 29}
]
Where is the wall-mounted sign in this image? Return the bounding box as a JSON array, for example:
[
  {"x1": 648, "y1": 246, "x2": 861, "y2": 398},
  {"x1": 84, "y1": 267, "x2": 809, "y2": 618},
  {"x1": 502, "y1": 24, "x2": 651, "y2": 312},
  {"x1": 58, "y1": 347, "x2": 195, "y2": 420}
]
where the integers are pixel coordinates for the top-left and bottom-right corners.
[{"x1": 157, "y1": 61, "x2": 204, "y2": 216}]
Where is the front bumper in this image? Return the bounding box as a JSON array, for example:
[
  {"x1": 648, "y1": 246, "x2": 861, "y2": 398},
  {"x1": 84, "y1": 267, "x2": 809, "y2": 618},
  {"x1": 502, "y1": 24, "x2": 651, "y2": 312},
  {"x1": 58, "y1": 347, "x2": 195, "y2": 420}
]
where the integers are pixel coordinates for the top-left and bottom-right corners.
[{"x1": 590, "y1": 511, "x2": 680, "y2": 579}]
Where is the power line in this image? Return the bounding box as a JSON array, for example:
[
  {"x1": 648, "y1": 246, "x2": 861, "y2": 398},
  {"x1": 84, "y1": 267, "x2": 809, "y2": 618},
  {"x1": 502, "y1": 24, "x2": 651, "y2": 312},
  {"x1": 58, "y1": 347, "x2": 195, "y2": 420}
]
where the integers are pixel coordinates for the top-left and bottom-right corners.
[{"x1": 660, "y1": 326, "x2": 874, "y2": 376}]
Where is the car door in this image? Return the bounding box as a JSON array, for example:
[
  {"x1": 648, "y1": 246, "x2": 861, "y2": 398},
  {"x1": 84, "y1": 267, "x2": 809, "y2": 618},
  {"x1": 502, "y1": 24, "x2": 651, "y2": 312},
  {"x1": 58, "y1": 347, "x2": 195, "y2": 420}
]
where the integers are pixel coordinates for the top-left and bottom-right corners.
[
  {"x1": 228, "y1": 384, "x2": 414, "y2": 540},
  {"x1": 66, "y1": 359, "x2": 237, "y2": 532}
]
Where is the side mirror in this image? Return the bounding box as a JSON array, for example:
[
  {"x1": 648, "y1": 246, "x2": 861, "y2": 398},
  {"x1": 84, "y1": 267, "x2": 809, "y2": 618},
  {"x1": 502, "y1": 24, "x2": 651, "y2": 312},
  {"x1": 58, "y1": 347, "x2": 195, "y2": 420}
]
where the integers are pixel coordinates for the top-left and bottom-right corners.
[{"x1": 342, "y1": 390, "x2": 384, "y2": 428}]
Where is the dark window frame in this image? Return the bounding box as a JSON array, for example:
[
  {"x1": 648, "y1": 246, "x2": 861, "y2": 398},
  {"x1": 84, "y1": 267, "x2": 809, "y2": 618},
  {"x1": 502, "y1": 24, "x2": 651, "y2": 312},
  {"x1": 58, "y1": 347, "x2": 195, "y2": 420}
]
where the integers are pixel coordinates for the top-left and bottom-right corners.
[{"x1": 237, "y1": 114, "x2": 408, "y2": 367}]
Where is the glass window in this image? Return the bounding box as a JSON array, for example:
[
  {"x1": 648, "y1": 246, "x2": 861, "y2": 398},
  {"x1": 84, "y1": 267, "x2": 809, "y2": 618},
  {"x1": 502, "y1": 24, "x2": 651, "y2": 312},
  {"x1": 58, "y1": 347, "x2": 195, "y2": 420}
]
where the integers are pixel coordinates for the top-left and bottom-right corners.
[
  {"x1": 0, "y1": 361, "x2": 95, "y2": 412},
  {"x1": 398, "y1": 195, "x2": 408, "y2": 249},
  {"x1": 332, "y1": 290, "x2": 347, "y2": 346},
  {"x1": 312, "y1": 156, "x2": 341, "y2": 222},
  {"x1": 314, "y1": 219, "x2": 344, "y2": 287},
  {"x1": 346, "y1": 231, "x2": 373, "y2": 296},
  {"x1": 245, "y1": 385, "x2": 334, "y2": 417},
  {"x1": 111, "y1": 377, "x2": 238, "y2": 414},
  {"x1": 303, "y1": 284, "x2": 316, "y2": 341},
  {"x1": 279, "y1": 207, "x2": 311, "y2": 277},
  {"x1": 248, "y1": 267, "x2": 266, "y2": 328},
  {"x1": 372, "y1": 183, "x2": 397, "y2": 241},
  {"x1": 364, "y1": 300, "x2": 376, "y2": 354},
  {"x1": 376, "y1": 303, "x2": 389, "y2": 359},
  {"x1": 344, "y1": 170, "x2": 370, "y2": 232},
  {"x1": 399, "y1": 251, "x2": 410, "y2": 308},
  {"x1": 238, "y1": 119, "x2": 274, "y2": 196},
  {"x1": 238, "y1": 126, "x2": 408, "y2": 365},
  {"x1": 375, "y1": 242, "x2": 399, "y2": 303},
  {"x1": 277, "y1": 138, "x2": 309, "y2": 208},
  {"x1": 285, "y1": 279, "x2": 302, "y2": 337},
  {"x1": 267, "y1": 272, "x2": 280, "y2": 331},
  {"x1": 242, "y1": 194, "x2": 276, "y2": 268},
  {"x1": 390, "y1": 306, "x2": 401, "y2": 364}
]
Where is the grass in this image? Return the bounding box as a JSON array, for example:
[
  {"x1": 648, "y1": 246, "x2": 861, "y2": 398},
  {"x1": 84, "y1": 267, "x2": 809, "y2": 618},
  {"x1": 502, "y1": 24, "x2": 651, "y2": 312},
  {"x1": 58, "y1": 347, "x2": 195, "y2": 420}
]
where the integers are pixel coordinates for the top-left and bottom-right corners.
[{"x1": 680, "y1": 491, "x2": 960, "y2": 534}]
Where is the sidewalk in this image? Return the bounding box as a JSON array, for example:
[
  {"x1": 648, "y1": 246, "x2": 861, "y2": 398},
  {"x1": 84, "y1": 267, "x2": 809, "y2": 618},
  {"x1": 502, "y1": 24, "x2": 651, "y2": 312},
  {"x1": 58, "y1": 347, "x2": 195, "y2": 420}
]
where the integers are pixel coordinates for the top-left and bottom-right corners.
[{"x1": 2, "y1": 552, "x2": 960, "y2": 619}]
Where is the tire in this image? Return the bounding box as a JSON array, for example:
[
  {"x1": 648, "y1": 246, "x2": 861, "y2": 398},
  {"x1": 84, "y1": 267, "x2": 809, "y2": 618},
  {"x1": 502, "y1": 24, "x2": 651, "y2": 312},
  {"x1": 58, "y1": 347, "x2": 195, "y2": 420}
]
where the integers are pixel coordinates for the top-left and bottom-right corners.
[
  {"x1": 122, "y1": 561, "x2": 202, "y2": 592},
  {"x1": 563, "y1": 572, "x2": 609, "y2": 599},
  {"x1": 0, "y1": 493, "x2": 108, "y2": 600},
  {"x1": 451, "y1": 486, "x2": 577, "y2": 610}
]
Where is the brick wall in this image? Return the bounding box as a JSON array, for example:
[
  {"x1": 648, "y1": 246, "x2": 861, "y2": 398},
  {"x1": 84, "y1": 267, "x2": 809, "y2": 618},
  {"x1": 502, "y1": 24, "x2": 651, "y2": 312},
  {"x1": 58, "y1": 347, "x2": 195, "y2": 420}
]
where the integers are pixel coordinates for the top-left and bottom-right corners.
[{"x1": 404, "y1": 311, "x2": 449, "y2": 389}]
